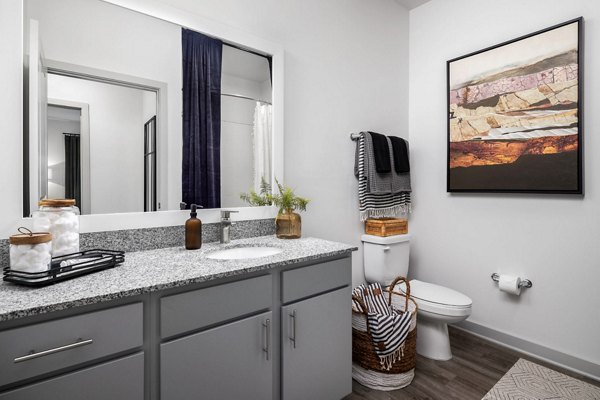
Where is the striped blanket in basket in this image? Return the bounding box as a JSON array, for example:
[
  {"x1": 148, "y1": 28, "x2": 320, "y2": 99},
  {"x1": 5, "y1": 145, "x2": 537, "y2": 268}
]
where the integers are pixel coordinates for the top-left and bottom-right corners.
[{"x1": 352, "y1": 283, "x2": 413, "y2": 370}]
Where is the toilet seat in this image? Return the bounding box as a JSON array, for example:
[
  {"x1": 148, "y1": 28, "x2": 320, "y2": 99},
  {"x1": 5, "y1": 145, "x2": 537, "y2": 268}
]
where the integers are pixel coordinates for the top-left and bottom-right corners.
[{"x1": 395, "y1": 280, "x2": 472, "y2": 317}]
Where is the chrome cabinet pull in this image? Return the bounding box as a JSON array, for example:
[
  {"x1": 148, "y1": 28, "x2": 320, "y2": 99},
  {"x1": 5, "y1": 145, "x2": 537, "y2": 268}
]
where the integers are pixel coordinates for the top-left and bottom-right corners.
[
  {"x1": 289, "y1": 310, "x2": 297, "y2": 348},
  {"x1": 14, "y1": 338, "x2": 93, "y2": 363},
  {"x1": 262, "y1": 319, "x2": 271, "y2": 361}
]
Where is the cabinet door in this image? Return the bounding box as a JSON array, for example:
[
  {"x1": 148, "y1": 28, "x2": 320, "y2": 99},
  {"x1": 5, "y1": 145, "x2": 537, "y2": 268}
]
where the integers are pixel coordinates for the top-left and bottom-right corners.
[
  {"x1": 161, "y1": 311, "x2": 273, "y2": 400},
  {"x1": 281, "y1": 286, "x2": 351, "y2": 400},
  {"x1": 0, "y1": 353, "x2": 144, "y2": 400}
]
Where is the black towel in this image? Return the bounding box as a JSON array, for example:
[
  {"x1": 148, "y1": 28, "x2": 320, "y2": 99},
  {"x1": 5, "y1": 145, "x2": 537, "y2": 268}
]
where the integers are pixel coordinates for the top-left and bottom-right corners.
[
  {"x1": 368, "y1": 131, "x2": 391, "y2": 173},
  {"x1": 389, "y1": 136, "x2": 410, "y2": 173}
]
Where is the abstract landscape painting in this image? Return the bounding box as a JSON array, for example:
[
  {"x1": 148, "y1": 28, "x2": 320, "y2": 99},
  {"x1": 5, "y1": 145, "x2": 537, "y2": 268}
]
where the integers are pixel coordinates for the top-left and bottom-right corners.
[{"x1": 447, "y1": 18, "x2": 582, "y2": 193}]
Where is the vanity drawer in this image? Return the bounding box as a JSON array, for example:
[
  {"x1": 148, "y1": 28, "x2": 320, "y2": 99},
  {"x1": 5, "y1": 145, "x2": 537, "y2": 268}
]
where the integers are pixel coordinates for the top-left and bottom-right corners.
[
  {"x1": 0, "y1": 302, "x2": 143, "y2": 387},
  {"x1": 161, "y1": 274, "x2": 272, "y2": 339},
  {"x1": 0, "y1": 353, "x2": 144, "y2": 400},
  {"x1": 281, "y1": 257, "x2": 351, "y2": 303}
]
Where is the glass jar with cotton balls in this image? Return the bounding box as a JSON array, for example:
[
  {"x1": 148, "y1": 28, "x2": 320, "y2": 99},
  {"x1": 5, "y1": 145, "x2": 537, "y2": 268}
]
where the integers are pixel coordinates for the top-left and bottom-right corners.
[
  {"x1": 9, "y1": 228, "x2": 53, "y2": 273},
  {"x1": 32, "y1": 199, "x2": 80, "y2": 257}
]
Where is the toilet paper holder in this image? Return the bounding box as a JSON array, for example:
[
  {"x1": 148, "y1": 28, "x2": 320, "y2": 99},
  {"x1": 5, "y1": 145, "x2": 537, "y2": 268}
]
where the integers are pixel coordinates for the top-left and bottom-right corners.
[{"x1": 491, "y1": 273, "x2": 533, "y2": 289}]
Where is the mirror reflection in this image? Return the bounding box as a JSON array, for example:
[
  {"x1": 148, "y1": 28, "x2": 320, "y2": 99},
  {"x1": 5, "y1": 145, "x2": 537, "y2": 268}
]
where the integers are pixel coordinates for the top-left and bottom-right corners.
[
  {"x1": 23, "y1": 0, "x2": 273, "y2": 216},
  {"x1": 220, "y1": 49, "x2": 272, "y2": 208},
  {"x1": 47, "y1": 75, "x2": 157, "y2": 215}
]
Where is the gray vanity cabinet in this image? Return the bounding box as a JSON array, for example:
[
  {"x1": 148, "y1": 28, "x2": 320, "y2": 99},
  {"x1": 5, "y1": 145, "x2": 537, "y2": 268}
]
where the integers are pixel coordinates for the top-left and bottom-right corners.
[
  {"x1": 281, "y1": 286, "x2": 352, "y2": 400},
  {"x1": 161, "y1": 311, "x2": 273, "y2": 400},
  {"x1": 159, "y1": 256, "x2": 352, "y2": 400},
  {"x1": 0, "y1": 253, "x2": 353, "y2": 400}
]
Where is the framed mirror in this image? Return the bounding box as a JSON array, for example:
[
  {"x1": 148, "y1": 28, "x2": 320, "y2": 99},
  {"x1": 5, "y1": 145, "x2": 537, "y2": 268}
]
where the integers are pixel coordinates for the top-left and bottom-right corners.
[{"x1": 22, "y1": 0, "x2": 283, "y2": 220}]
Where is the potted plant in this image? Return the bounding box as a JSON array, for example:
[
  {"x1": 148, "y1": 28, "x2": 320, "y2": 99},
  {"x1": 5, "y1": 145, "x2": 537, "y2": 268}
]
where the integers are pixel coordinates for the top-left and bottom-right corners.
[{"x1": 240, "y1": 178, "x2": 310, "y2": 239}]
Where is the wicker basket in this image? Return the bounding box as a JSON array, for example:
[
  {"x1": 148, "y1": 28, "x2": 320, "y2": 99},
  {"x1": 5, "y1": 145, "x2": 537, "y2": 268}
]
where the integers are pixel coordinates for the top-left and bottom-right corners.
[
  {"x1": 352, "y1": 277, "x2": 418, "y2": 391},
  {"x1": 365, "y1": 218, "x2": 408, "y2": 236}
]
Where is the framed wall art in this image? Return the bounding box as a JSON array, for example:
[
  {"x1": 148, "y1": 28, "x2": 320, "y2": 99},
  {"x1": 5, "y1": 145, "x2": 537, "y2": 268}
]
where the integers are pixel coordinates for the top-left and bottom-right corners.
[{"x1": 447, "y1": 18, "x2": 583, "y2": 194}]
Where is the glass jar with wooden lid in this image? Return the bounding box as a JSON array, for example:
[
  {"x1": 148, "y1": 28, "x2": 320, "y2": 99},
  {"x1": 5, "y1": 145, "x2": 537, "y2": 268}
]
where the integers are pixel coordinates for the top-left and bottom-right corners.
[
  {"x1": 32, "y1": 199, "x2": 80, "y2": 257},
  {"x1": 9, "y1": 228, "x2": 52, "y2": 273}
]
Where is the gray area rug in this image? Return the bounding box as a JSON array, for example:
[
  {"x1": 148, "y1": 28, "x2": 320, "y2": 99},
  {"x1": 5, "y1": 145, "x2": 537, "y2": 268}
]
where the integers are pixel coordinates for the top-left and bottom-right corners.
[{"x1": 483, "y1": 359, "x2": 600, "y2": 400}]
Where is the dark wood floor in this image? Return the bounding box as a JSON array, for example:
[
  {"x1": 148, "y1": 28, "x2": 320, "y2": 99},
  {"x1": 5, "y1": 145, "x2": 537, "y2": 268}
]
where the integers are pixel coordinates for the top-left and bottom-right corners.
[{"x1": 345, "y1": 326, "x2": 599, "y2": 400}]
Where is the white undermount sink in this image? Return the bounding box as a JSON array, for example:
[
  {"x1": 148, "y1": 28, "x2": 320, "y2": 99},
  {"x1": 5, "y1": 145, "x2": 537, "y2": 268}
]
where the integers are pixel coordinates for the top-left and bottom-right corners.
[{"x1": 206, "y1": 246, "x2": 283, "y2": 260}]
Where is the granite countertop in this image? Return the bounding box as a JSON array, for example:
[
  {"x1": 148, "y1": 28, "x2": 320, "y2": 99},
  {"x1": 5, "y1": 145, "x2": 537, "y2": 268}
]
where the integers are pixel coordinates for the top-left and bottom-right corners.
[{"x1": 0, "y1": 236, "x2": 357, "y2": 322}]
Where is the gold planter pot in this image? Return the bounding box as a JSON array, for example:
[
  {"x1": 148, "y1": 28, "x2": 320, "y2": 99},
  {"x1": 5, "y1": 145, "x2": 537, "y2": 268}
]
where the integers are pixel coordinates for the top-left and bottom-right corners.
[{"x1": 276, "y1": 211, "x2": 301, "y2": 239}]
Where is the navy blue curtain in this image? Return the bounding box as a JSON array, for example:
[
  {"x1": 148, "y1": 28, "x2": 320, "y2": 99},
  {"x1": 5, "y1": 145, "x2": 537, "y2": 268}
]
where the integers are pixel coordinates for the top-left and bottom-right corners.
[{"x1": 182, "y1": 29, "x2": 222, "y2": 209}]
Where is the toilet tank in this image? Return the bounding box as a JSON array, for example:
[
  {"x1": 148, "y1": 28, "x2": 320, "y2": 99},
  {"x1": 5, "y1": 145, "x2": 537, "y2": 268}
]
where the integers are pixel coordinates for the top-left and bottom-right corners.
[{"x1": 362, "y1": 234, "x2": 410, "y2": 285}]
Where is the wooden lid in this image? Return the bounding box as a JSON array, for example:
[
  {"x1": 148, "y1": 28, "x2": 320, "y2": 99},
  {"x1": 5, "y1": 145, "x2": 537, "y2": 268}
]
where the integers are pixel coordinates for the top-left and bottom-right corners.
[
  {"x1": 9, "y1": 227, "x2": 52, "y2": 245},
  {"x1": 39, "y1": 198, "x2": 76, "y2": 207}
]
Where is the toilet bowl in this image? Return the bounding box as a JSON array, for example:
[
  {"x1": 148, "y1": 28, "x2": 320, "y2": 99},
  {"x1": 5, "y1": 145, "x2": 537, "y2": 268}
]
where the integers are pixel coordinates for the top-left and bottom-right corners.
[
  {"x1": 361, "y1": 234, "x2": 472, "y2": 361},
  {"x1": 396, "y1": 279, "x2": 471, "y2": 360}
]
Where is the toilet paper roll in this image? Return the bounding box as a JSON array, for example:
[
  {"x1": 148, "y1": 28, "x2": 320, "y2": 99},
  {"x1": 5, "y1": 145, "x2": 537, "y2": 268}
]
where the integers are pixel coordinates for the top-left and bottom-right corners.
[{"x1": 498, "y1": 274, "x2": 521, "y2": 295}]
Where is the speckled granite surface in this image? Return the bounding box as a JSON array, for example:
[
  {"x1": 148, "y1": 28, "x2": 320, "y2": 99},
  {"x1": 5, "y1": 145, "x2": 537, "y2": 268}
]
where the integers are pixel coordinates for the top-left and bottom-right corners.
[
  {"x1": 0, "y1": 244, "x2": 7, "y2": 272},
  {"x1": 0, "y1": 219, "x2": 275, "y2": 269},
  {"x1": 0, "y1": 236, "x2": 356, "y2": 322},
  {"x1": 79, "y1": 218, "x2": 275, "y2": 252}
]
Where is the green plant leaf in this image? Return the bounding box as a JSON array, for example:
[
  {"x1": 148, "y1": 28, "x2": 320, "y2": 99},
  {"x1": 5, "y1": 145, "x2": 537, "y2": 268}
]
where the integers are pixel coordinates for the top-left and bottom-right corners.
[
  {"x1": 269, "y1": 177, "x2": 310, "y2": 214},
  {"x1": 240, "y1": 177, "x2": 309, "y2": 213},
  {"x1": 239, "y1": 177, "x2": 273, "y2": 206}
]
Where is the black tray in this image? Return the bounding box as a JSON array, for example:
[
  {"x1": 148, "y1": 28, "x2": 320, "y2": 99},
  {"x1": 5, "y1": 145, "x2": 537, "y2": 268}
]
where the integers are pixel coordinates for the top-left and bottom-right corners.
[{"x1": 3, "y1": 249, "x2": 125, "y2": 287}]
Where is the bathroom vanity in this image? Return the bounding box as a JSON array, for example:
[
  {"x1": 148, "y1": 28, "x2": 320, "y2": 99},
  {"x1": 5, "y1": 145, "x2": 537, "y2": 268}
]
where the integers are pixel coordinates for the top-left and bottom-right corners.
[
  {"x1": 0, "y1": 237, "x2": 356, "y2": 400},
  {"x1": 2, "y1": 1, "x2": 352, "y2": 398}
]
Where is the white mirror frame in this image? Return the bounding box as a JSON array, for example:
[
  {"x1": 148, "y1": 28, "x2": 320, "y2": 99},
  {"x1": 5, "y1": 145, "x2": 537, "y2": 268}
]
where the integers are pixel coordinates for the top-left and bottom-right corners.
[{"x1": 13, "y1": 0, "x2": 284, "y2": 235}]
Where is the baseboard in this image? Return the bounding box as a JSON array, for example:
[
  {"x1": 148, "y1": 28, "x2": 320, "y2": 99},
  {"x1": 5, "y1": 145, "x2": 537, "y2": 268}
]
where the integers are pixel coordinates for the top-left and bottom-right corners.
[{"x1": 455, "y1": 320, "x2": 600, "y2": 382}]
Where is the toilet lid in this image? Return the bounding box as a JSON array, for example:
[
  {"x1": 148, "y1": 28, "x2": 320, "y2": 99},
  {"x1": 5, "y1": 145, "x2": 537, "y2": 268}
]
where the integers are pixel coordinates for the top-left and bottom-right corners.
[{"x1": 396, "y1": 280, "x2": 472, "y2": 308}]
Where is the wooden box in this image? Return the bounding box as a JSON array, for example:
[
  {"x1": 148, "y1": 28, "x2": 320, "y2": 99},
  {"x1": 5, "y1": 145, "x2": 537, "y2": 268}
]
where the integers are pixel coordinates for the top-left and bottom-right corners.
[{"x1": 365, "y1": 218, "x2": 408, "y2": 237}]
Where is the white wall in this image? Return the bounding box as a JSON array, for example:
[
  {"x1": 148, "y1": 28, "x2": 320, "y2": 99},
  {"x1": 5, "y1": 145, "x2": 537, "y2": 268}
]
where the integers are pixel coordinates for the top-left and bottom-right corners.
[
  {"x1": 27, "y1": 0, "x2": 181, "y2": 210},
  {"x1": 48, "y1": 74, "x2": 146, "y2": 214},
  {"x1": 142, "y1": 91, "x2": 157, "y2": 124},
  {"x1": 259, "y1": 80, "x2": 272, "y2": 105},
  {"x1": 409, "y1": 0, "x2": 599, "y2": 373},
  {"x1": 155, "y1": 0, "x2": 410, "y2": 285}
]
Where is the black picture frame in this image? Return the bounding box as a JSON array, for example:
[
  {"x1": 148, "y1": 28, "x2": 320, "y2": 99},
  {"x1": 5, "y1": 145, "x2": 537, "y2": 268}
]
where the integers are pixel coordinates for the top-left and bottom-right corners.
[{"x1": 447, "y1": 17, "x2": 583, "y2": 194}]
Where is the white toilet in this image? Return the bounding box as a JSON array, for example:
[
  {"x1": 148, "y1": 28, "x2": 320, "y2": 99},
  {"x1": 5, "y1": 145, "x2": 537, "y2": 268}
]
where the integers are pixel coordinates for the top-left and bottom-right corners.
[{"x1": 362, "y1": 234, "x2": 472, "y2": 361}]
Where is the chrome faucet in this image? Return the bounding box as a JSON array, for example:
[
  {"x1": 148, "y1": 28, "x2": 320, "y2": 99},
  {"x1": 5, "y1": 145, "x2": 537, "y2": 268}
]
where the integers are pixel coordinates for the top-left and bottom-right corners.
[{"x1": 220, "y1": 210, "x2": 239, "y2": 244}]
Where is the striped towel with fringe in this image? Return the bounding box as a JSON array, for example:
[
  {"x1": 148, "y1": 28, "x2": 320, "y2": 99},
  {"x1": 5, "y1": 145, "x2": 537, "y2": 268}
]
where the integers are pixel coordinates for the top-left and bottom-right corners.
[
  {"x1": 355, "y1": 133, "x2": 411, "y2": 221},
  {"x1": 352, "y1": 283, "x2": 413, "y2": 370}
]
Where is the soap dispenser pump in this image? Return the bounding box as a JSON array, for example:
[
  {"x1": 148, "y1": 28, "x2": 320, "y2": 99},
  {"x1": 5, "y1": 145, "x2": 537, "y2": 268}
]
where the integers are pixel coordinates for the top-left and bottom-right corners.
[{"x1": 185, "y1": 204, "x2": 202, "y2": 250}]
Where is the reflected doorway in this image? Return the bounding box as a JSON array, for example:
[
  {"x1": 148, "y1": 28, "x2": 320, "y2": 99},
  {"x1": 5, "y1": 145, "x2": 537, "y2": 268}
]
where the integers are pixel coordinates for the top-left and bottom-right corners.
[
  {"x1": 47, "y1": 101, "x2": 90, "y2": 214},
  {"x1": 45, "y1": 73, "x2": 158, "y2": 215}
]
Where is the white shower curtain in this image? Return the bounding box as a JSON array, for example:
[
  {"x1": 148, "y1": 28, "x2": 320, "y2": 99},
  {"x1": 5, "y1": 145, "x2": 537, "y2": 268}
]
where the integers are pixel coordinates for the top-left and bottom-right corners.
[{"x1": 253, "y1": 102, "x2": 272, "y2": 192}]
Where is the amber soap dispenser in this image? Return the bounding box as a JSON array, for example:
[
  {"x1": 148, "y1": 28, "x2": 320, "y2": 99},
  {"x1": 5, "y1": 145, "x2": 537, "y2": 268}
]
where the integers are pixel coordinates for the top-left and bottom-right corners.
[{"x1": 185, "y1": 204, "x2": 202, "y2": 250}]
